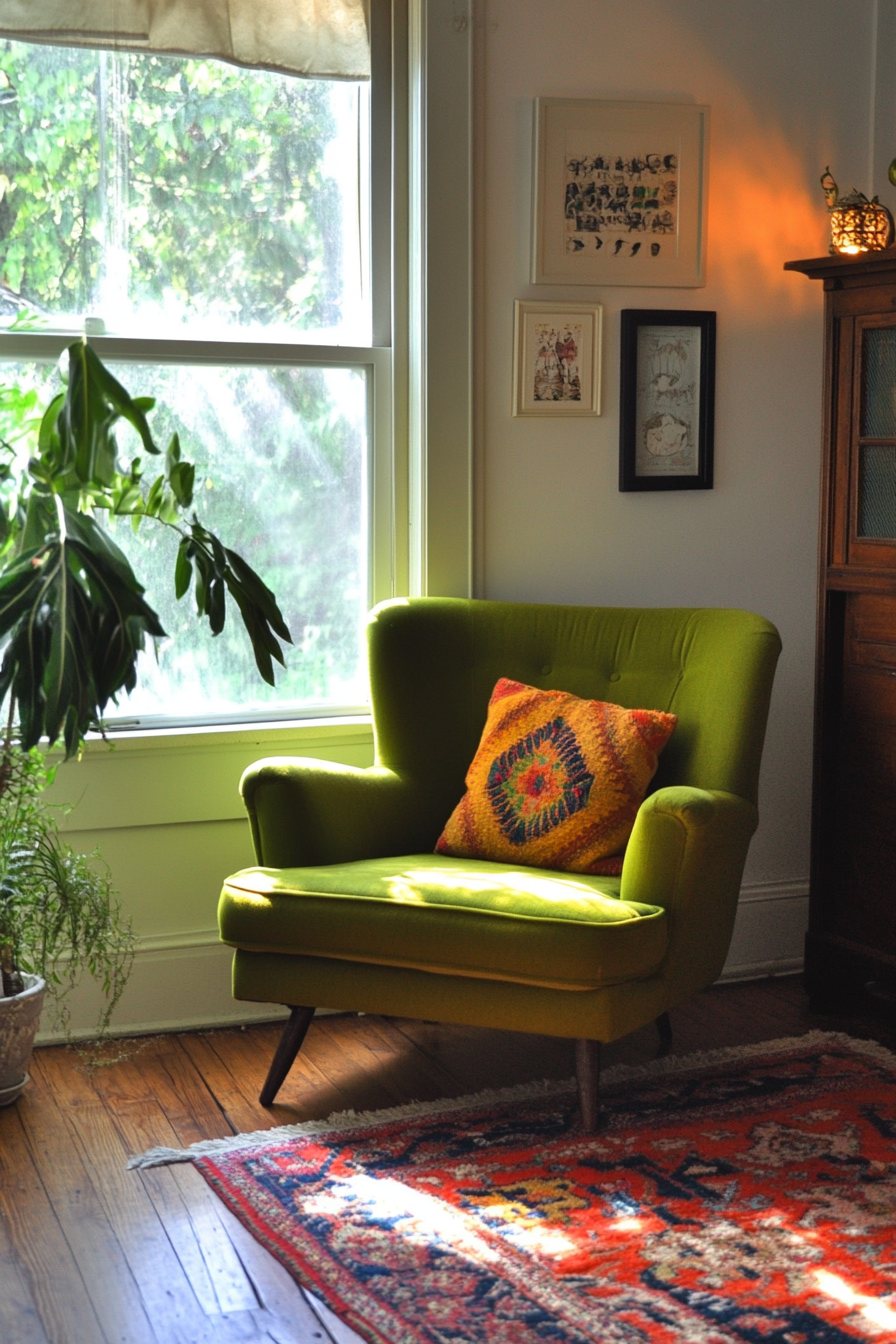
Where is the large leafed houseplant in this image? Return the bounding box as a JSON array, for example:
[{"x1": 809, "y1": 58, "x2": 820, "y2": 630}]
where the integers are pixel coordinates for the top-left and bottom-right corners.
[{"x1": 0, "y1": 339, "x2": 291, "y2": 1103}]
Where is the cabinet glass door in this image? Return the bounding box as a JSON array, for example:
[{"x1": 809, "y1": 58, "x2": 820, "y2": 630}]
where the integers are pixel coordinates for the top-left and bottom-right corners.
[{"x1": 859, "y1": 327, "x2": 896, "y2": 538}]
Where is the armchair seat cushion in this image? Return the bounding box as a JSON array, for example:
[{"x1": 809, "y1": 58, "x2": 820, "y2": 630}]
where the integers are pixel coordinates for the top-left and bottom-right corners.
[{"x1": 219, "y1": 854, "x2": 667, "y2": 991}]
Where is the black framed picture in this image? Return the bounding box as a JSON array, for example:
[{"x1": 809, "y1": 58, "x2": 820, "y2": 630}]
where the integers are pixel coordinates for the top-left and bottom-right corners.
[{"x1": 619, "y1": 309, "x2": 716, "y2": 491}]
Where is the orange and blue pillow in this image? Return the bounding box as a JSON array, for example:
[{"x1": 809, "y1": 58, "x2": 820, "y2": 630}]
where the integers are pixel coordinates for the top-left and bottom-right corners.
[{"x1": 435, "y1": 677, "x2": 677, "y2": 875}]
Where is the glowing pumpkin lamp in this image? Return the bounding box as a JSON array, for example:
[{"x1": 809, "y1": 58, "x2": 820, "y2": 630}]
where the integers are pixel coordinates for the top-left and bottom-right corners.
[{"x1": 821, "y1": 167, "x2": 895, "y2": 255}]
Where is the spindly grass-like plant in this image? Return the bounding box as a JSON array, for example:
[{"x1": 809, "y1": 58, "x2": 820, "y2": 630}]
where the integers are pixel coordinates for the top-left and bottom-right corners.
[{"x1": 0, "y1": 737, "x2": 134, "y2": 1035}]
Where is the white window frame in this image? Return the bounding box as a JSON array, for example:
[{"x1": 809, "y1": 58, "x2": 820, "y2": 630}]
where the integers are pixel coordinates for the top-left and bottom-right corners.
[
  {"x1": 407, "y1": 0, "x2": 473, "y2": 599},
  {"x1": 0, "y1": 0, "x2": 471, "y2": 740},
  {"x1": 32, "y1": 0, "x2": 474, "y2": 1039},
  {"x1": 0, "y1": 0, "x2": 474, "y2": 739}
]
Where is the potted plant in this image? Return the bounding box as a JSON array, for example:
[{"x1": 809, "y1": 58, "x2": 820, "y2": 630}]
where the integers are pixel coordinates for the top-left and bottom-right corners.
[
  {"x1": 0, "y1": 338, "x2": 292, "y2": 1102},
  {"x1": 0, "y1": 741, "x2": 135, "y2": 1104}
]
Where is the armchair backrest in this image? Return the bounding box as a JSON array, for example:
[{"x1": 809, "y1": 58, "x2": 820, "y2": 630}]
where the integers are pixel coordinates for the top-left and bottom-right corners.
[{"x1": 368, "y1": 599, "x2": 781, "y2": 843}]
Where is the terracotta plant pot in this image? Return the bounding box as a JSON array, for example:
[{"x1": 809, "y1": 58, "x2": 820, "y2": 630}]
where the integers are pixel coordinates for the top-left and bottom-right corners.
[{"x1": 0, "y1": 973, "x2": 45, "y2": 1106}]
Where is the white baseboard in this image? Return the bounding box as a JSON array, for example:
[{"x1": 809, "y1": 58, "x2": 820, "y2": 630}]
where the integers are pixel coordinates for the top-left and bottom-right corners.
[
  {"x1": 35, "y1": 933, "x2": 289, "y2": 1044},
  {"x1": 719, "y1": 879, "x2": 809, "y2": 981},
  {"x1": 36, "y1": 879, "x2": 811, "y2": 1042}
]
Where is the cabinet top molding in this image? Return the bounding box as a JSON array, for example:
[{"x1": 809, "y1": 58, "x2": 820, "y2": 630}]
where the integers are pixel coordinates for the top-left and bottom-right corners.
[{"x1": 785, "y1": 250, "x2": 896, "y2": 286}]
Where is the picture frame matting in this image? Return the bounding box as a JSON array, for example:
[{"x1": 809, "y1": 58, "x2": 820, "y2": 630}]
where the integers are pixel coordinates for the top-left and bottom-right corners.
[
  {"x1": 533, "y1": 98, "x2": 710, "y2": 288},
  {"x1": 619, "y1": 308, "x2": 716, "y2": 492},
  {"x1": 513, "y1": 300, "x2": 602, "y2": 417}
]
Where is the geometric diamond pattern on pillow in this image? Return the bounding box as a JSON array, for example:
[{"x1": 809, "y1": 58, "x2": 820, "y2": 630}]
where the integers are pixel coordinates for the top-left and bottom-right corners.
[
  {"x1": 436, "y1": 677, "x2": 677, "y2": 875},
  {"x1": 487, "y1": 716, "x2": 594, "y2": 845}
]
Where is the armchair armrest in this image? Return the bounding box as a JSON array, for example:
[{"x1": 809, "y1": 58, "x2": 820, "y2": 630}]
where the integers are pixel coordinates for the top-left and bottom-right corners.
[
  {"x1": 241, "y1": 758, "x2": 434, "y2": 867},
  {"x1": 620, "y1": 786, "x2": 758, "y2": 1003}
]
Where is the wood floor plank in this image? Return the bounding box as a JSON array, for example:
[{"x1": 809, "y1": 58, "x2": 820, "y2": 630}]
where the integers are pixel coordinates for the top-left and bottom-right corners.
[
  {"x1": 181, "y1": 1024, "x2": 348, "y2": 1128},
  {"x1": 31, "y1": 1048, "x2": 278, "y2": 1344},
  {"x1": 30, "y1": 1048, "x2": 262, "y2": 1344},
  {"x1": 298, "y1": 1015, "x2": 422, "y2": 1113},
  {"x1": 327, "y1": 1015, "x2": 471, "y2": 1107},
  {"x1": 390, "y1": 1017, "x2": 578, "y2": 1092},
  {"x1": 214, "y1": 1198, "x2": 348, "y2": 1344},
  {"x1": 219, "y1": 1020, "x2": 361, "y2": 1120},
  {"x1": 82, "y1": 1047, "x2": 240, "y2": 1320},
  {"x1": 0, "y1": 1199, "x2": 51, "y2": 1344},
  {"x1": 358, "y1": 1015, "x2": 468, "y2": 1099},
  {"x1": 0, "y1": 1102, "x2": 105, "y2": 1344},
  {"x1": 160, "y1": 1170, "x2": 261, "y2": 1319},
  {"x1": 137, "y1": 1166, "x2": 228, "y2": 1318},
  {"x1": 178, "y1": 1031, "x2": 301, "y2": 1134},
  {"x1": 87, "y1": 1040, "x2": 349, "y2": 1344},
  {"x1": 12, "y1": 1058, "x2": 159, "y2": 1344},
  {"x1": 82, "y1": 1053, "x2": 263, "y2": 1323},
  {"x1": 301, "y1": 1287, "x2": 368, "y2": 1344},
  {"x1": 671, "y1": 989, "x2": 801, "y2": 1052},
  {"x1": 99, "y1": 1033, "x2": 236, "y2": 1151}
]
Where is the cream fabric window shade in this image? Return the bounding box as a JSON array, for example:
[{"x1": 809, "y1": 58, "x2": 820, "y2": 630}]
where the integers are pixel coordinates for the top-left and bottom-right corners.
[{"x1": 0, "y1": 0, "x2": 370, "y2": 79}]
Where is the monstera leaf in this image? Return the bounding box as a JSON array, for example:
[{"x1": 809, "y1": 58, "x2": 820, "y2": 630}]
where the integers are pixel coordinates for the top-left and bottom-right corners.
[{"x1": 0, "y1": 341, "x2": 292, "y2": 756}]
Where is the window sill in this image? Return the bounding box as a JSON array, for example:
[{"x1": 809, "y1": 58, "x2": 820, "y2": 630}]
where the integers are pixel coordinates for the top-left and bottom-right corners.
[
  {"x1": 46, "y1": 713, "x2": 376, "y2": 833},
  {"x1": 75, "y1": 712, "x2": 373, "y2": 754}
]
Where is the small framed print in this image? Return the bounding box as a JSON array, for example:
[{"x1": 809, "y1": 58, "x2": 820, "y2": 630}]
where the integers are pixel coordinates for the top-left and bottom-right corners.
[
  {"x1": 532, "y1": 98, "x2": 709, "y2": 288},
  {"x1": 619, "y1": 309, "x2": 715, "y2": 492},
  {"x1": 513, "y1": 300, "x2": 602, "y2": 416}
]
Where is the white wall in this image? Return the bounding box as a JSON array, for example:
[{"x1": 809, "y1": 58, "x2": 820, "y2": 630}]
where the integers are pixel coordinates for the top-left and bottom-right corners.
[{"x1": 476, "y1": 0, "x2": 878, "y2": 973}]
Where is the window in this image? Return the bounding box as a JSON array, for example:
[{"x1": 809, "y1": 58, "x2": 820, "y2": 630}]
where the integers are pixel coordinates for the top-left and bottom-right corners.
[{"x1": 0, "y1": 31, "x2": 390, "y2": 728}]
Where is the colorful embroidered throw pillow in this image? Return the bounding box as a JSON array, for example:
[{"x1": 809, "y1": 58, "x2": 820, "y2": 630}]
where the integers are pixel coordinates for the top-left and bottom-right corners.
[{"x1": 435, "y1": 678, "x2": 677, "y2": 875}]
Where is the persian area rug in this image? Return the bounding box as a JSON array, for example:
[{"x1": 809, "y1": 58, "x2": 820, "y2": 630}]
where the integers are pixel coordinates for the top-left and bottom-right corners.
[{"x1": 130, "y1": 1032, "x2": 896, "y2": 1344}]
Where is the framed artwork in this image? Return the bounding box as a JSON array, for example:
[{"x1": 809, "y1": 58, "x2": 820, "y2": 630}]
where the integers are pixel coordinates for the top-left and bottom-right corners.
[
  {"x1": 532, "y1": 98, "x2": 709, "y2": 288},
  {"x1": 513, "y1": 300, "x2": 602, "y2": 416},
  {"x1": 619, "y1": 309, "x2": 715, "y2": 492}
]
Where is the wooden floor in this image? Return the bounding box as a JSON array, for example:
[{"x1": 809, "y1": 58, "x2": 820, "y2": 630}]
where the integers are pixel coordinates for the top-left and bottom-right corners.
[{"x1": 2, "y1": 975, "x2": 895, "y2": 1344}]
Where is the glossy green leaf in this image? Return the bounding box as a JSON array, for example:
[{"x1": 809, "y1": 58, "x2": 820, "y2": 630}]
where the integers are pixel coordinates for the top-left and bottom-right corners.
[
  {"x1": 174, "y1": 538, "x2": 192, "y2": 599},
  {"x1": 0, "y1": 340, "x2": 291, "y2": 754}
]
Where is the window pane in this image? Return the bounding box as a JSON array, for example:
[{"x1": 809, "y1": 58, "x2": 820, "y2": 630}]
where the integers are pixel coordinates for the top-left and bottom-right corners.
[
  {"x1": 859, "y1": 443, "x2": 896, "y2": 539},
  {"x1": 862, "y1": 328, "x2": 896, "y2": 438},
  {"x1": 0, "y1": 358, "x2": 370, "y2": 723},
  {"x1": 0, "y1": 42, "x2": 368, "y2": 341}
]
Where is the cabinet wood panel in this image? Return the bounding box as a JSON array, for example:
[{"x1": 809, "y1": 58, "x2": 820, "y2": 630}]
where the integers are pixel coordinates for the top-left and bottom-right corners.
[{"x1": 787, "y1": 252, "x2": 896, "y2": 1002}]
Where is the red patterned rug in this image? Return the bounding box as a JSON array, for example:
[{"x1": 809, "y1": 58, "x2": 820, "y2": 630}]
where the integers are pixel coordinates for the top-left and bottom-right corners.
[{"x1": 131, "y1": 1032, "x2": 896, "y2": 1343}]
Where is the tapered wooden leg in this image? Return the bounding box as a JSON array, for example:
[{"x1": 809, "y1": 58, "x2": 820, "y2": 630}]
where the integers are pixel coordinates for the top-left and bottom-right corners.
[
  {"x1": 576, "y1": 1038, "x2": 601, "y2": 1132},
  {"x1": 656, "y1": 1011, "x2": 673, "y2": 1052},
  {"x1": 259, "y1": 1005, "x2": 316, "y2": 1106}
]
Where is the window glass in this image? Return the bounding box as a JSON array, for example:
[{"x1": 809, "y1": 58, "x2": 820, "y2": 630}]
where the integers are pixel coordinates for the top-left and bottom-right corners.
[
  {"x1": 0, "y1": 42, "x2": 369, "y2": 341},
  {"x1": 0, "y1": 357, "x2": 370, "y2": 723},
  {"x1": 0, "y1": 38, "x2": 378, "y2": 728}
]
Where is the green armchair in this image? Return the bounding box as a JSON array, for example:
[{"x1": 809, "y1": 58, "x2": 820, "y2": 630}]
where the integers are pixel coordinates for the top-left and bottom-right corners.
[{"x1": 219, "y1": 598, "x2": 781, "y2": 1129}]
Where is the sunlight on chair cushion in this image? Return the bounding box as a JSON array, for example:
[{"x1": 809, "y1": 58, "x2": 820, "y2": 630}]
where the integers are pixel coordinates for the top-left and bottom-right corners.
[
  {"x1": 219, "y1": 853, "x2": 667, "y2": 990},
  {"x1": 435, "y1": 677, "x2": 676, "y2": 874}
]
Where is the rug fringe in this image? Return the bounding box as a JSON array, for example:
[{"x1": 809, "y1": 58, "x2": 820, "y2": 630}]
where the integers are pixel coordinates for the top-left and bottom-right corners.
[
  {"x1": 600, "y1": 1028, "x2": 896, "y2": 1087},
  {"x1": 126, "y1": 1029, "x2": 896, "y2": 1169},
  {"x1": 126, "y1": 1075, "x2": 576, "y2": 1169}
]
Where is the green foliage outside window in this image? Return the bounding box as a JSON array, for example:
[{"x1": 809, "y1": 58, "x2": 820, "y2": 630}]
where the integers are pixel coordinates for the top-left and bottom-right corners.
[
  {"x1": 0, "y1": 43, "x2": 344, "y2": 332},
  {"x1": 0, "y1": 43, "x2": 370, "y2": 720}
]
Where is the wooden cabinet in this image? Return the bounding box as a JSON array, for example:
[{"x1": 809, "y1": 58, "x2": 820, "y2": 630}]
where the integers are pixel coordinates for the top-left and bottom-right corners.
[{"x1": 788, "y1": 251, "x2": 896, "y2": 1003}]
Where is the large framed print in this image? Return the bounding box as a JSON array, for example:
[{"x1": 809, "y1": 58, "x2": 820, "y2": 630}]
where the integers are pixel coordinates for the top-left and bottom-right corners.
[
  {"x1": 619, "y1": 309, "x2": 715, "y2": 492},
  {"x1": 513, "y1": 301, "x2": 602, "y2": 416},
  {"x1": 533, "y1": 99, "x2": 709, "y2": 288}
]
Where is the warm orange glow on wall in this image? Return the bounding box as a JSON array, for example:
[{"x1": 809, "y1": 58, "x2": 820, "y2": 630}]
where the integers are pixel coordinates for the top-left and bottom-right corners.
[{"x1": 708, "y1": 138, "x2": 826, "y2": 319}]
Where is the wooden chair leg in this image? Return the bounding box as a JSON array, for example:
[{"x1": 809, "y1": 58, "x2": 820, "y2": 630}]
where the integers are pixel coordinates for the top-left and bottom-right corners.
[
  {"x1": 656, "y1": 1011, "x2": 673, "y2": 1052},
  {"x1": 259, "y1": 1005, "x2": 316, "y2": 1106},
  {"x1": 575, "y1": 1038, "x2": 601, "y2": 1132}
]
